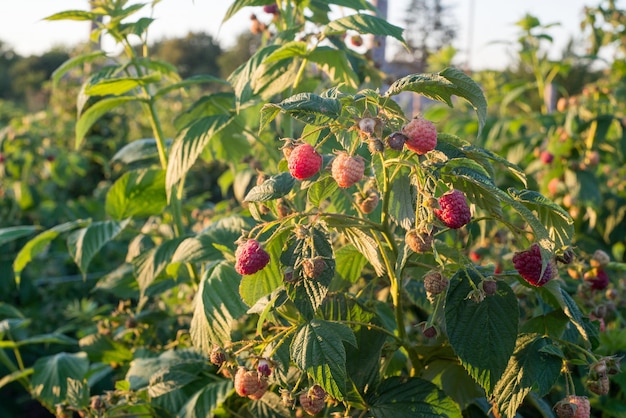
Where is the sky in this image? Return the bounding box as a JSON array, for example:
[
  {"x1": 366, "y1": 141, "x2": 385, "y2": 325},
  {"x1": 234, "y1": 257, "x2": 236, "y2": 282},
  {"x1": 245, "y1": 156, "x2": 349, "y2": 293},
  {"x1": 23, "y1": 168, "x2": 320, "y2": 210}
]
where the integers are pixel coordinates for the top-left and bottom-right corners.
[{"x1": 0, "y1": 0, "x2": 595, "y2": 70}]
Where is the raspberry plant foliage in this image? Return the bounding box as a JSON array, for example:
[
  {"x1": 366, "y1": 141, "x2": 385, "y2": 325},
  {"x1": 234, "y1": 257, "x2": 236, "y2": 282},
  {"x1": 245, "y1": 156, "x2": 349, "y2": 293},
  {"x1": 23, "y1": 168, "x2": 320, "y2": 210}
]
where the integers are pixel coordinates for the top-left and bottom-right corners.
[{"x1": 2, "y1": 1, "x2": 613, "y2": 418}]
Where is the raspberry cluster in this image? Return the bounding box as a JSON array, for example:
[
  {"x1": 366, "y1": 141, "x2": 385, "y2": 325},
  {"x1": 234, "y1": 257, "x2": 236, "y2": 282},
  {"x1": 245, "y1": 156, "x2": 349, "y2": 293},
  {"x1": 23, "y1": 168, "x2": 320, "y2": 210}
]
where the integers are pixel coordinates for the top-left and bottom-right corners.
[
  {"x1": 402, "y1": 117, "x2": 437, "y2": 154},
  {"x1": 288, "y1": 143, "x2": 323, "y2": 180},
  {"x1": 235, "y1": 239, "x2": 270, "y2": 275},
  {"x1": 512, "y1": 243, "x2": 555, "y2": 286},
  {"x1": 434, "y1": 190, "x2": 471, "y2": 229}
]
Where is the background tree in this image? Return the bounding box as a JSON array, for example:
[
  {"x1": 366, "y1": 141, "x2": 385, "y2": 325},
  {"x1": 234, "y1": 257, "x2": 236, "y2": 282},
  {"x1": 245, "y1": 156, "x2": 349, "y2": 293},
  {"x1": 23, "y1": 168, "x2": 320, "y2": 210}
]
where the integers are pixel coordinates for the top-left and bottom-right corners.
[
  {"x1": 150, "y1": 31, "x2": 222, "y2": 78},
  {"x1": 392, "y1": 0, "x2": 456, "y2": 72}
]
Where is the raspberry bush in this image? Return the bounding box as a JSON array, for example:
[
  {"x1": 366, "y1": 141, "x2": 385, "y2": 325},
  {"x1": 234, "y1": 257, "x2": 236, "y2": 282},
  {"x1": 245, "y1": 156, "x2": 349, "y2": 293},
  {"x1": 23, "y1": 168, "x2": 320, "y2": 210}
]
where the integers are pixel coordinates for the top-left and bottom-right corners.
[{"x1": 1, "y1": 1, "x2": 624, "y2": 418}]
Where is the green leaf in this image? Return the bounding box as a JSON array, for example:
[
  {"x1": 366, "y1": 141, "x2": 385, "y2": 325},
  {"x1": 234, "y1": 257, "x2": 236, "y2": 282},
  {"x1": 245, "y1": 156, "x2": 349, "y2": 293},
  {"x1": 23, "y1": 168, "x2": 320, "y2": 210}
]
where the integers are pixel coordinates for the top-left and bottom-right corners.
[
  {"x1": 334, "y1": 225, "x2": 385, "y2": 276},
  {"x1": 166, "y1": 115, "x2": 233, "y2": 198},
  {"x1": 291, "y1": 319, "x2": 357, "y2": 400},
  {"x1": 67, "y1": 219, "x2": 130, "y2": 276},
  {"x1": 324, "y1": 0, "x2": 376, "y2": 11},
  {"x1": 132, "y1": 237, "x2": 186, "y2": 300},
  {"x1": 76, "y1": 96, "x2": 142, "y2": 148},
  {"x1": 6, "y1": 333, "x2": 76, "y2": 348},
  {"x1": 308, "y1": 47, "x2": 359, "y2": 88},
  {"x1": 0, "y1": 225, "x2": 38, "y2": 247},
  {"x1": 44, "y1": 10, "x2": 99, "y2": 21},
  {"x1": 52, "y1": 51, "x2": 106, "y2": 88},
  {"x1": 66, "y1": 378, "x2": 90, "y2": 410},
  {"x1": 31, "y1": 352, "x2": 89, "y2": 410},
  {"x1": 154, "y1": 75, "x2": 229, "y2": 99},
  {"x1": 126, "y1": 349, "x2": 207, "y2": 390},
  {"x1": 263, "y1": 41, "x2": 308, "y2": 63},
  {"x1": 190, "y1": 262, "x2": 248, "y2": 352},
  {"x1": 229, "y1": 45, "x2": 279, "y2": 109},
  {"x1": 261, "y1": 93, "x2": 341, "y2": 128},
  {"x1": 222, "y1": 0, "x2": 270, "y2": 23},
  {"x1": 85, "y1": 74, "x2": 161, "y2": 96},
  {"x1": 508, "y1": 188, "x2": 574, "y2": 250},
  {"x1": 492, "y1": 334, "x2": 562, "y2": 418},
  {"x1": 79, "y1": 333, "x2": 133, "y2": 364},
  {"x1": 386, "y1": 68, "x2": 487, "y2": 134},
  {"x1": 388, "y1": 174, "x2": 415, "y2": 230},
  {"x1": 324, "y1": 14, "x2": 405, "y2": 44},
  {"x1": 178, "y1": 379, "x2": 233, "y2": 418},
  {"x1": 367, "y1": 376, "x2": 462, "y2": 417},
  {"x1": 247, "y1": 392, "x2": 292, "y2": 418},
  {"x1": 333, "y1": 245, "x2": 367, "y2": 286},
  {"x1": 105, "y1": 169, "x2": 167, "y2": 220},
  {"x1": 445, "y1": 269, "x2": 519, "y2": 395},
  {"x1": 111, "y1": 138, "x2": 167, "y2": 166},
  {"x1": 13, "y1": 220, "x2": 86, "y2": 286},
  {"x1": 307, "y1": 177, "x2": 339, "y2": 208},
  {"x1": 244, "y1": 172, "x2": 295, "y2": 202}
]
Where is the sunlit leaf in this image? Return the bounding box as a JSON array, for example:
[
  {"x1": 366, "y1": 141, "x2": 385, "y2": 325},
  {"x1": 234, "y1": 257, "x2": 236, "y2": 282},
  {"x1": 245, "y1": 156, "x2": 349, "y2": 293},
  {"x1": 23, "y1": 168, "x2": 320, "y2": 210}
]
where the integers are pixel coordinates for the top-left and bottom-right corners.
[
  {"x1": 492, "y1": 334, "x2": 562, "y2": 418},
  {"x1": 105, "y1": 169, "x2": 167, "y2": 220},
  {"x1": 291, "y1": 319, "x2": 356, "y2": 400},
  {"x1": 31, "y1": 352, "x2": 89, "y2": 410},
  {"x1": 190, "y1": 262, "x2": 248, "y2": 352},
  {"x1": 76, "y1": 96, "x2": 143, "y2": 148}
]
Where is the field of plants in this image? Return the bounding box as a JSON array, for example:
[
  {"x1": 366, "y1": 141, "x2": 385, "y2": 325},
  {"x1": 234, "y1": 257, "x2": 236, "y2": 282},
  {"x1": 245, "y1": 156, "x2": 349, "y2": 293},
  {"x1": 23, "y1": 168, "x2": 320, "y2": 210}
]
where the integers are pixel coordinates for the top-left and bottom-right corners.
[{"x1": 1, "y1": 0, "x2": 626, "y2": 417}]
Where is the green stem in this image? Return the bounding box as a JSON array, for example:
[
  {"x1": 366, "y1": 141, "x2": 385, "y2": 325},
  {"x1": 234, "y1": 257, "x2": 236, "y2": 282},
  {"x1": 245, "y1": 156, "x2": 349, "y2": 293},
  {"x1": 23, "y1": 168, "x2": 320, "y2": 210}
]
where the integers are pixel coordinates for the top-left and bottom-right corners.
[{"x1": 292, "y1": 58, "x2": 309, "y2": 90}]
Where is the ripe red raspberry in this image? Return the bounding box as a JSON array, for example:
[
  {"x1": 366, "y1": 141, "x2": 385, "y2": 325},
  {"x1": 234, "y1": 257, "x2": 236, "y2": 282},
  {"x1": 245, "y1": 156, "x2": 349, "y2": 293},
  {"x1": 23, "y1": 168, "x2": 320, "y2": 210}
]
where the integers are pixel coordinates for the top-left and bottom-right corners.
[
  {"x1": 299, "y1": 385, "x2": 327, "y2": 416},
  {"x1": 585, "y1": 268, "x2": 609, "y2": 290},
  {"x1": 288, "y1": 143, "x2": 323, "y2": 180},
  {"x1": 402, "y1": 117, "x2": 437, "y2": 154},
  {"x1": 405, "y1": 229, "x2": 433, "y2": 253},
  {"x1": 331, "y1": 152, "x2": 365, "y2": 188},
  {"x1": 434, "y1": 190, "x2": 471, "y2": 229},
  {"x1": 512, "y1": 243, "x2": 555, "y2": 286},
  {"x1": 235, "y1": 239, "x2": 270, "y2": 275},
  {"x1": 302, "y1": 256, "x2": 326, "y2": 279},
  {"x1": 234, "y1": 367, "x2": 267, "y2": 399},
  {"x1": 423, "y1": 271, "x2": 448, "y2": 296},
  {"x1": 540, "y1": 151, "x2": 554, "y2": 164}
]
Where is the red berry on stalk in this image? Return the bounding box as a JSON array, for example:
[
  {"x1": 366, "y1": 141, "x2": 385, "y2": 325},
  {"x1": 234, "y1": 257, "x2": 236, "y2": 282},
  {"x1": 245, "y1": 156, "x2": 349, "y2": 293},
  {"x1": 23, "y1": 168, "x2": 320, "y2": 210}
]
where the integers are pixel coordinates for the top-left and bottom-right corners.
[
  {"x1": 585, "y1": 268, "x2": 609, "y2": 290},
  {"x1": 349, "y1": 35, "x2": 363, "y2": 47},
  {"x1": 434, "y1": 190, "x2": 471, "y2": 229},
  {"x1": 331, "y1": 152, "x2": 365, "y2": 188},
  {"x1": 0, "y1": 153, "x2": 4, "y2": 163},
  {"x1": 288, "y1": 143, "x2": 323, "y2": 180},
  {"x1": 235, "y1": 239, "x2": 270, "y2": 275},
  {"x1": 512, "y1": 243, "x2": 555, "y2": 286},
  {"x1": 540, "y1": 151, "x2": 554, "y2": 164},
  {"x1": 402, "y1": 117, "x2": 437, "y2": 155},
  {"x1": 263, "y1": 3, "x2": 278, "y2": 14}
]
